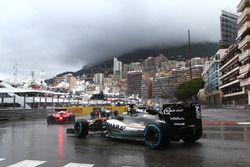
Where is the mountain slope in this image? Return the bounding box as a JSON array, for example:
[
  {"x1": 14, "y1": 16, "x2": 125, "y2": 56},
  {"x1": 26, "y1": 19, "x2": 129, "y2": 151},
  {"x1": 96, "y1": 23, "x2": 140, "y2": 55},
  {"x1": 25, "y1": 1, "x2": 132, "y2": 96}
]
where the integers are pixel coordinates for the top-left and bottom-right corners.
[
  {"x1": 46, "y1": 42, "x2": 218, "y2": 83},
  {"x1": 75, "y1": 42, "x2": 217, "y2": 75}
]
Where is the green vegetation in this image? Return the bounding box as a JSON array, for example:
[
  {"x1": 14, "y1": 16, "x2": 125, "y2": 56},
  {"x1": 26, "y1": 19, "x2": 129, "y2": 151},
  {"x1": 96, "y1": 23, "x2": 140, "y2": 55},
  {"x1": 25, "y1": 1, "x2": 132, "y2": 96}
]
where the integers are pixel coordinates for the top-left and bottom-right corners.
[{"x1": 176, "y1": 78, "x2": 205, "y2": 101}]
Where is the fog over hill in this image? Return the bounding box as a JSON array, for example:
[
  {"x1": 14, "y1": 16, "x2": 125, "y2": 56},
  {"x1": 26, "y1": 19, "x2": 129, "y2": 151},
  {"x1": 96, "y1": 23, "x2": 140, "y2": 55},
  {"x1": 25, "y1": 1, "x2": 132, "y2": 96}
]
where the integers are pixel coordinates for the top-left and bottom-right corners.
[
  {"x1": 0, "y1": 0, "x2": 237, "y2": 80},
  {"x1": 45, "y1": 41, "x2": 217, "y2": 83}
]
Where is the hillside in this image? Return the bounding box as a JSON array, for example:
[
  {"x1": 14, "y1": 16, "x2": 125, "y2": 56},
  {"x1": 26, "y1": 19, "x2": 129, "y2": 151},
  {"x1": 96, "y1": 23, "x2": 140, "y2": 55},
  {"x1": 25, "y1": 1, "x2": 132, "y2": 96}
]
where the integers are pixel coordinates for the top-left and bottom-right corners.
[
  {"x1": 46, "y1": 42, "x2": 218, "y2": 83},
  {"x1": 75, "y1": 42, "x2": 217, "y2": 75},
  {"x1": 118, "y1": 42, "x2": 217, "y2": 63}
]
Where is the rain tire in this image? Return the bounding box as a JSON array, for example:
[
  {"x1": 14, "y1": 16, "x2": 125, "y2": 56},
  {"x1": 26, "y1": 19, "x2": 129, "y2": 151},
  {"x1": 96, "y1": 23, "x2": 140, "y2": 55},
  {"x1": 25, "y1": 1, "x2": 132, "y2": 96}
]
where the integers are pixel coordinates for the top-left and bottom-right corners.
[
  {"x1": 144, "y1": 122, "x2": 170, "y2": 149},
  {"x1": 74, "y1": 119, "x2": 89, "y2": 138}
]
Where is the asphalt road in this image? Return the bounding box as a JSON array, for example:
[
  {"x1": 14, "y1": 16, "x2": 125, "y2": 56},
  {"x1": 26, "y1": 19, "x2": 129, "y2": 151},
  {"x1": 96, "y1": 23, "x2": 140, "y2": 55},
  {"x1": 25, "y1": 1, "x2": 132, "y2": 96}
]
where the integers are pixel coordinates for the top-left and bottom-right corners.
[{"x1": 0, "y1": 107, "x2": 250, "y2": 167}]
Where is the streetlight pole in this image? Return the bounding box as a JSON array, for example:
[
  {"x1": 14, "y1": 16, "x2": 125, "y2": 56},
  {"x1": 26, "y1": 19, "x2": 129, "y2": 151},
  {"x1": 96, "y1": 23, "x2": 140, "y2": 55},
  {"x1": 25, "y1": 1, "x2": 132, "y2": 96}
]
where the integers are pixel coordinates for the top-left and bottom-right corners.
[{"x1": 188, "y1": 30, "x2": 192, "y2": 80}]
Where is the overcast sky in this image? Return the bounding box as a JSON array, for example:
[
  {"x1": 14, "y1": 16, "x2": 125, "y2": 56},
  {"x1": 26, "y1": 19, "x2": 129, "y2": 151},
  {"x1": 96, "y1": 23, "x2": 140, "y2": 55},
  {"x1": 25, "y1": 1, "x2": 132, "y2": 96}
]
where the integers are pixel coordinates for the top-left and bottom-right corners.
[{"x1": 0, "y1": 0, "x2": 239, "y2": 80}]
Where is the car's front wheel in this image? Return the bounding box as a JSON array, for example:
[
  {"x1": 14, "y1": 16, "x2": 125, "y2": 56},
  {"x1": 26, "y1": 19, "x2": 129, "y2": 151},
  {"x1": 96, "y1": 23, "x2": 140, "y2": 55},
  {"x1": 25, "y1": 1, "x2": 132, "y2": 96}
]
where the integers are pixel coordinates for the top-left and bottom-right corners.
[{"x1": 74, "y1": 119, "x2": 89, "y2": 138}]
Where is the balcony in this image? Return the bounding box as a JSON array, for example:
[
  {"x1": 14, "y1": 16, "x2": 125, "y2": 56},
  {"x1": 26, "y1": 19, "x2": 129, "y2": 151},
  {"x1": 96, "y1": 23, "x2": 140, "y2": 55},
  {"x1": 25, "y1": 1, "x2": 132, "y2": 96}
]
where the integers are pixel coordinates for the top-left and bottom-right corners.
[
  {"x1": 240, "y1": 77, "x2": 250, "y2": 86},
  {"x1": 239, "y1": 50, "x2": 250, "y2": 61},
  {"x1": 238, "y1": 22, "x2": 250, "y2": 38},
  {"x1": 220, "y1": 54, "x2": 239, "y2": 71},
  {"x1": 237, "y1": 0, "x2": 250, "y2": 12},
  {"x1": 238, "y1": 35, "x2": 250, "y2": 49},
  {"x1": 224, "y1": 90, "x2": 245, "y2": 97},
  {"x1": 219, "y1": 79, "x2": 240, "y2": 89},
  {"x1": 238, "y1": 7, "x2": 250, "y2": 24},
  {"x1": 219, "y1": 67, "x2": 239, "y2": 80},
  {"x1": 239, "y1": 63, "x2": 250, "y2": 74}
]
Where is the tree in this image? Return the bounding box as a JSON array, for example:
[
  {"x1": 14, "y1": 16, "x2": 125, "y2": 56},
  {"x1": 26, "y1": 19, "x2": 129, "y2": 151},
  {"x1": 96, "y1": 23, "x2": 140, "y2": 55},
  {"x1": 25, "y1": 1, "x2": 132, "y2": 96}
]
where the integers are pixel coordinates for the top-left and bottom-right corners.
[{"x1": 176, "y1": 78, "x2": 205, "y2": 101}]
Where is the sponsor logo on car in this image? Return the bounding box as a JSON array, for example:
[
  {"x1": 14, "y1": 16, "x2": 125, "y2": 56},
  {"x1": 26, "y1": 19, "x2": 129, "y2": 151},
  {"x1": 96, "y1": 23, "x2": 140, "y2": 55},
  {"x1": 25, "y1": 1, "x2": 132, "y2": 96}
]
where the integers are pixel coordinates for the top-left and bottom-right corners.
[
  {"x1": 162, "y1": 107, "x2": 184, "y2": 115},
  {"x1": 195, "y1": 105, "x2": 201, "y2": 119},
  {"x1": 106, "y1": 122, "x2": 126, "y2": 131}
]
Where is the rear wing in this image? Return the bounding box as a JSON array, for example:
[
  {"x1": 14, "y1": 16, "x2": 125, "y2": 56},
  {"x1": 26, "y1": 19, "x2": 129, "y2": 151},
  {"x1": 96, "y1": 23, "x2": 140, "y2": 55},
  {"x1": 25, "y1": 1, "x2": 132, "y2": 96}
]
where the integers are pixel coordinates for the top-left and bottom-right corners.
[
  {"x1": 147, "y1": 103, "x2": 202, "y2": 126},
  {"x1": 162, "y1": 103, "x2": 202, "y2": 127}
]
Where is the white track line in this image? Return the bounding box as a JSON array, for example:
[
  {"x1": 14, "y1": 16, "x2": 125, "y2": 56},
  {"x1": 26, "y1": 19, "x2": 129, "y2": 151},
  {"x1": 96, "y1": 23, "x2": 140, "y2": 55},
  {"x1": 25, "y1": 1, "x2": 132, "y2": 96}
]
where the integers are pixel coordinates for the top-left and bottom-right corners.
[
  {"x1": 0, "y1": 158, "x2": 6, "y2": 162},
  {"x1": 63, "y1": 163, "x2": 94, "y2": 167},
  {"x1": 237, "y1": 122, "x2": 250, "y2": 125},
  {"x1": 7, "y1": 160, "x2": 46, "y2": 167}
]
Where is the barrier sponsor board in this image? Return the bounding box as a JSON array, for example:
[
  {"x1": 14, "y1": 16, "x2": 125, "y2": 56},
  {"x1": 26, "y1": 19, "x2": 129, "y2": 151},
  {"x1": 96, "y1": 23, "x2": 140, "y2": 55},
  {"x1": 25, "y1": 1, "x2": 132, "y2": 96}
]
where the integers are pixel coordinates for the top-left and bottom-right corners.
[{"x1": 66, "y1": 106, "x2": 128, "y2": 115}]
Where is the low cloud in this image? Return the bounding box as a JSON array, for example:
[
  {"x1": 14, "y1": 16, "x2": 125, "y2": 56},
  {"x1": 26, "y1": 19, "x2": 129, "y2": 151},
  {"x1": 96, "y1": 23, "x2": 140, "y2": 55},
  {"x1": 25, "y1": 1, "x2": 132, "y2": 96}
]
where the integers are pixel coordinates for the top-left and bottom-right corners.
[{"x1": 0, "y1": 0, "x2": 238, "y2": 79}]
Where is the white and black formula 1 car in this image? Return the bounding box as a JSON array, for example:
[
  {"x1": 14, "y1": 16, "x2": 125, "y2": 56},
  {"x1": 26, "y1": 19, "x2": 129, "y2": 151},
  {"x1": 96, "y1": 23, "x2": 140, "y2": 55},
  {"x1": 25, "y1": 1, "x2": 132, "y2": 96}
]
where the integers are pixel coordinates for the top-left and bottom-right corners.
[
  {"x1": 47, "y1": 108, "x2": 76, "y2": 124},
  {"x1": 66, "y1": 102, "x2": 202, "y2": 149}
]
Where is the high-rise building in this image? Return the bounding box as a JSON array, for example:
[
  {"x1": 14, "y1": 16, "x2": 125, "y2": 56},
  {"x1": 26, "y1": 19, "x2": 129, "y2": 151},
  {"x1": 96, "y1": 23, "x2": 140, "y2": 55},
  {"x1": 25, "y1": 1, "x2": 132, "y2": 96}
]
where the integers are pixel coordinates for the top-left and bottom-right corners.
[
  {"x1": 113, "y1": 57, "x2": 122, "y2": 80},
  {"x1": 127, "y1": 71, "x2": 142, "y2": 97},
  {"x1": 93, "y1": 73, "x2": 104, "y2": 84},
  {"x1": 237, "y1": 0, "x2": 250, "y2": 105},
  {"x1": 219, "y1": 10, "x2": 239, "y2": 48}
]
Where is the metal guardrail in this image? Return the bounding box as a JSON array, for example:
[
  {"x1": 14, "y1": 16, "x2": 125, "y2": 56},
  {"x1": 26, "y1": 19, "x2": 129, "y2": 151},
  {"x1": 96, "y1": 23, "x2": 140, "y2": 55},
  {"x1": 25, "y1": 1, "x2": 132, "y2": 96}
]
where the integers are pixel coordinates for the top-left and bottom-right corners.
[
  {"x1": 0, "y1": 95, "x2": 81, "y2": 109},
  {"x1": 0, "y1": 109, "x2": 49, "y2": 121}
]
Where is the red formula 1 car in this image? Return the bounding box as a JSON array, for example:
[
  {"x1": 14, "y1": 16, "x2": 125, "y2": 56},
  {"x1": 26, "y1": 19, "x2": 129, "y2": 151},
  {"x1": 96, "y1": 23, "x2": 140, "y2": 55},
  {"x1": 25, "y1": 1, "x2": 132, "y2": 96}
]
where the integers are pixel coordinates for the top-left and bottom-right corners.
[{"x1": 47, "y1": 108, "x2": 76, "y2": 124}]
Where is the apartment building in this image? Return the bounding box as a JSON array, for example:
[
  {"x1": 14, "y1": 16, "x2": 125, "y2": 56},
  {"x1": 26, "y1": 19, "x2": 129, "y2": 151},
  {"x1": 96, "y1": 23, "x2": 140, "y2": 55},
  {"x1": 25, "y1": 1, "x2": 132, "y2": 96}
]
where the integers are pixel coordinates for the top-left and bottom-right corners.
[
  {"x1": 113, "y1": 57, "x2": 122, "y2": 80},
  {"x1": 152, "y1": 76, "x2": 176, "y2": 99},
  {"x1": 126, "y1": 71, "x2": 143, "y2": 97},
  {"x1": 219, "y1": 10, "x2": 238, "y2": 48},
  {"x1": 171, "y1": 68, "x2": 189, "y2": 89},
  {"x1": 143, "y1": 57, "x2": 155, "y2": 69},
  {"x1": 93, "y1": 73, "x2": 104, "y2": 84},
  {"x1": 237, "y1": 0, "x2": 250, "y2": 105},
  {"x1": 219, "y1": 44, "x2": 245, "y2": 104},
  {"x1": 155, "y1": 54, "x2": 168, "y2": 68},
  {"x1": 129, "y1": 62, "x2": 143, "y2": 71},
  {"x1": 202, "y1": 49, "x2": 226, "y2": 104},
  {"x1": 54, "y1": 73, "x2": 76, "y2": 90},
  {"x1": 140, "y1": 79, "x2": 152, "y2": 99}
]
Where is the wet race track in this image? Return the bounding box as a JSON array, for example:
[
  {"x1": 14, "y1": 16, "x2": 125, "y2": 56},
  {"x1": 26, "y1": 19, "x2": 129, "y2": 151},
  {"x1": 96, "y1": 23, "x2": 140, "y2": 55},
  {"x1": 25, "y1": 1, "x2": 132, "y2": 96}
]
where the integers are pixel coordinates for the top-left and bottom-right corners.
[{"x1": 0, "y1": 107, "x2": 250, "y2": 167}]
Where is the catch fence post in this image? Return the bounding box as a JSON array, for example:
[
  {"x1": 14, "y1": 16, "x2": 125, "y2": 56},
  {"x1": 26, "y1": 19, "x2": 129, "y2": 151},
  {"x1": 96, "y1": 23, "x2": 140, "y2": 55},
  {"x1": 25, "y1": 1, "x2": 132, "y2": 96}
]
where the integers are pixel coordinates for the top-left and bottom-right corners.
[
  {"x1": 13, "y1": 96, "x2": 16, "y2": 109},
  {"x1": 24, "y1": 95, "x2": 26, "y2": 109}
]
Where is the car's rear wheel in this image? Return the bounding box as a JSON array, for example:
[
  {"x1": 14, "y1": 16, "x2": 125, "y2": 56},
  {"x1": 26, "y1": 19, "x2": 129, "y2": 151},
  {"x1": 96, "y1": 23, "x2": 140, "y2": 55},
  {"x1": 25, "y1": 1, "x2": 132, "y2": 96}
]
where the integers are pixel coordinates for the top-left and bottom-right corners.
[
  {"x1": 47, "y1": 115, "x2": 53, "y2": 124},
  {"x1": 74, "y1": 119, "x2": 89, "y2": 138},
  {"x1": 182, "y1": 126, "x2": 202, "y2": 143},
  {"x1": 144, "y1": 122, "x2": 170, "y2": 149}
]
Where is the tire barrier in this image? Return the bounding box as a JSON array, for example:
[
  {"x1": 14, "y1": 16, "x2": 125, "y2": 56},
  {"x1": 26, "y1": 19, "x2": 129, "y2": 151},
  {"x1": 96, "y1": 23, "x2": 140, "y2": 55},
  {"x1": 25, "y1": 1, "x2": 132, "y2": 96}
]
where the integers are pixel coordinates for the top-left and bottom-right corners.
[{"x1": 0, "y1": 109, "x2": 48, "y2": 121}]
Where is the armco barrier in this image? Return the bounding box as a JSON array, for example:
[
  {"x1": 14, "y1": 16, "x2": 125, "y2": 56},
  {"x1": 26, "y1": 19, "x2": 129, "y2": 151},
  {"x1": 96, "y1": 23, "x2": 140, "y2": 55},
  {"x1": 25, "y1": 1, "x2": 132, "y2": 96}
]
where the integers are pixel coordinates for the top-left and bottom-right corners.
[
  {"x1": 0, "y1": 109, "x2": 48, "y2": 121},
  {"x1": 66, "y1": 106, "x2": 128, "y2": 116}
]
